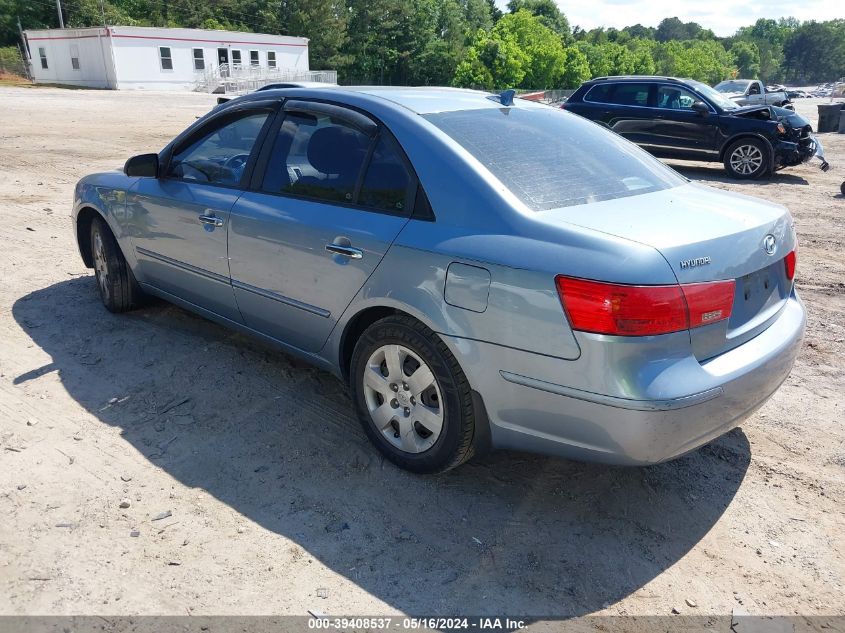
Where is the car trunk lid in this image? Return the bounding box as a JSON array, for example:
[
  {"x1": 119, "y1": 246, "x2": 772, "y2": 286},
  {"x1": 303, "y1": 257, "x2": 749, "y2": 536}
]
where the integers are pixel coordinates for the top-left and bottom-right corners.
[{"x1": 538, "y1": 183, "x2": 797, "y2": 360}]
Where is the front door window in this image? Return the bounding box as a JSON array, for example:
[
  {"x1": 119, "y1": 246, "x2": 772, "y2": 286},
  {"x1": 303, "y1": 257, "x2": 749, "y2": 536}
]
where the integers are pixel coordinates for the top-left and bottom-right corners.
[{"x1": 167, "y1": 113, "x2": 270, "y2": 187}]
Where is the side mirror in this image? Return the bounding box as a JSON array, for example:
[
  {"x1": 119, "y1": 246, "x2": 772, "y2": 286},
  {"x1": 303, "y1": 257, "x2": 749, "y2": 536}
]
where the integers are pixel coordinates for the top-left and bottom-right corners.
[
  {"x1": 124, "y1": 153, "x2": 159, "y2": 178},
  {"x1": 691, "y1": 101, "x2": 710, "y2": 117}
]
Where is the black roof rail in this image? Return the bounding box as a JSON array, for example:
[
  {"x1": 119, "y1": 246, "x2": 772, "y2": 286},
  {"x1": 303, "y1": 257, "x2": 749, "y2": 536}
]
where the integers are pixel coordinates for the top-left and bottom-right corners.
[{"x1": 591, "y1": 75, "x2": 686, "y2": 82}]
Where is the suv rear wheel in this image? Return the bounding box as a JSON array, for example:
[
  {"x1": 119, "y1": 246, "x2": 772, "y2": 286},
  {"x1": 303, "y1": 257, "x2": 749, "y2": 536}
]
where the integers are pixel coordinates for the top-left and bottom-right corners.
[{"x1": 724, "y1": 138, "x2": 771, "y2": 179}]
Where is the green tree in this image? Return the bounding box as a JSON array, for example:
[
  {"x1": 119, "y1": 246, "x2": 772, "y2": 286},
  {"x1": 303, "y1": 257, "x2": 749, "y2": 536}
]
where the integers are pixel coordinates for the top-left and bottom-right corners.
[
  {"x1": 623, "y1": 24, "x2": 655, "y2": 40},
  {"x1": 655, "y1": 17, "x2": 688, "y2": 42},
  {"x1": 730, "y1": 40, "x2": 760, "y2": 77},
  {"x1": 492, "y1": 9, "x2": 564, "y2": 87},
  {"x1": 453, "y1": 10, "x2": 566, "y2": 89},
  {"x1": 452, "y1": 44, "x2": 494, "y2": 88},
  {"x1": 505, "y1": 0, "x2": 570, "y2": 42},
  {"x1": 656, "y1": 39, "x2": 733, "y2": 83},
  {"x1": 782, "y1": 19, "x2": 845, "y2": 83},
  {"x1": 473, "y1": 26, "x2": 528, "y2": 87},
  {"x1": 560, "y1": 45, "x2": 590, "y2": 87},
  {"x1": 576, "y1": 42, "x2": 611, "y2": 77},
  {"x1": 576, "y1": 41, "x2": 639, "y2": 77},
  {"x1": 627, "y1": 38, "x2": 656, "y2": 75},
  {"x1": 275, "y1": 0, "x2": 351, "y2": 70},
  {"x1": 461, "y1": 0, "x2": 494, "y2": 33}
]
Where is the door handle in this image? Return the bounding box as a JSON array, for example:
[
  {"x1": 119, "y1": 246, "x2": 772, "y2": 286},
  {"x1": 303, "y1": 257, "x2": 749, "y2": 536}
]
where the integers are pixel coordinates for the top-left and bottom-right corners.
[
  {"x1": 198, "y1": 214, "x2": 224, "y2": 227},
  {"x1": 325, "y1": 243, "x2": 363, "y2": 259}
]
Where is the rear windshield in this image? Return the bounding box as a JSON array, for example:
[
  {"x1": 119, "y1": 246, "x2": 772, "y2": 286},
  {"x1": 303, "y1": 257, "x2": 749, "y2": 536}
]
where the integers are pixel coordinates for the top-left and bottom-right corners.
[{"x1": 424, "y1": 106, "x2": 685, "y2": 210}]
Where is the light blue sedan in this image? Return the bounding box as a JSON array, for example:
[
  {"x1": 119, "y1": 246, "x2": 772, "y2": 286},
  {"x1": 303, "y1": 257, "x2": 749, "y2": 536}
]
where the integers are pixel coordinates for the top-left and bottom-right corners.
[{"x1": 72, "y1": 87, "x2": 805, "y2": 473}]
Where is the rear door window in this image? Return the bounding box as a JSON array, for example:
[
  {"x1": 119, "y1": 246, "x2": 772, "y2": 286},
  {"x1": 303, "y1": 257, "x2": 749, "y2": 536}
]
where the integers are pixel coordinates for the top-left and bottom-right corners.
[
  {"x1": 608, "y1": 83, "x2": 652, "y2": 107},
  {"x1": 655, "y1": 86, "x2": 701, "y2": 110},
  {"x1": 261, "y1": 112, "x2": 371, "y2": 204}
]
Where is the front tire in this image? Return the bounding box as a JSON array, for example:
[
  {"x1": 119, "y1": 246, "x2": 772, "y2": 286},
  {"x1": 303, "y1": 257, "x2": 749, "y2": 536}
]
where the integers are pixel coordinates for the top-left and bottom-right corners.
[
  {"x1": 724, "y1": 138, "x2": 771, "y2": 180},
  {"x1": 350, "y1": 315, "x2": 476, "y2": 473},
  {"x1": 90, "y1": 216, "x2": 143, "y2": 313}
]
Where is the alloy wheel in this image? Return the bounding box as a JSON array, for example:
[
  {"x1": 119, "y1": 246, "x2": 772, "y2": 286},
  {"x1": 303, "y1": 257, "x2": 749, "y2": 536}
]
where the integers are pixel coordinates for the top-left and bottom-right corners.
[
  {"x1": 729, "y1": 144, "x2": 763, "y2": 176},
  {"x1": 92, "y1": 229, "x2": 110, "y2": 301},
  {"x1": 362, "y1": 344, "x2": 444, "y2": 454}
]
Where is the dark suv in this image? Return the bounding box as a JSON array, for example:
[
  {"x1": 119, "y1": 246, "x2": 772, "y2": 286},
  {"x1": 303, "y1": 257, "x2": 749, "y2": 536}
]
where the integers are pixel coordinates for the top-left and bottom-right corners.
[{"x1": 562, "y1": 76, "x2": 819, "y2": 179}]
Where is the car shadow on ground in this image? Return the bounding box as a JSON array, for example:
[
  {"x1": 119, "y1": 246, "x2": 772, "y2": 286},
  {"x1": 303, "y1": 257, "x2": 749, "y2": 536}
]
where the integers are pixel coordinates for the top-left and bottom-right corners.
[
  {"x1": 12, "y1": 277, "x2": 752, "y2": 616},
  {"x1": 669, "y1": 162, "x2": 810, "y2": 186}
]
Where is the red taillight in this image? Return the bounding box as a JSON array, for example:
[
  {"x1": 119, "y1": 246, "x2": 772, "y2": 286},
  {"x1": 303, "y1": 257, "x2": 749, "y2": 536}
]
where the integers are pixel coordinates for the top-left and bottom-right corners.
[
  {"x1": 681, "y1": 281, "x2": 735, "y2": 328},
  {"x1": 784, "y1": 250, "x2": 796, "y2": 280},
  {"x1": 555, "y1": 276, "x2": 735, "y2": 337}
]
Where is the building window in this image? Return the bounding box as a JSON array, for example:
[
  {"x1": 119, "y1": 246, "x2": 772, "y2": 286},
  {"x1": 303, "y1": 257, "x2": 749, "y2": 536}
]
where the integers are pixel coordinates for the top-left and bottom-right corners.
[
  {"x1": 250, "y1": 50, "x2": 259, "y2": 66},
  {"x1": 159, "y1": 46, "x2": 173, "y2": 70},
  {"x1": 267, "y1": 51, "x2": 276, "y2": 68},
  {"x1": 193, "y1": 48, "x2": 204, "y2": 70},
  {"x1": 231, "y1": 50, "x2": 242, "y2": 66},
  {"x1": 38, "y1": 47, "x2": 48, "y2": 69},
  {"x1": 70, "y1": 44, "x2": 80, "y2": 70}
]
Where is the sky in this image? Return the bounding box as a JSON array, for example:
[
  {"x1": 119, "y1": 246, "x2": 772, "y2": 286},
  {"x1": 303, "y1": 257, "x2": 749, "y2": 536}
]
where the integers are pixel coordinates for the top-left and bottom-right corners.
[{"x1": 496, "y1": 0, "x2": 844, "y2": 37}]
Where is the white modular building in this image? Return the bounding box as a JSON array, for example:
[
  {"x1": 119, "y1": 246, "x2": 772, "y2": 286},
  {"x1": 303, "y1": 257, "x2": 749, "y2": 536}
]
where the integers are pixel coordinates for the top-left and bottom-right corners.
[{"x1": 22, "y1": 25, "x2": 334, "y2": 91}]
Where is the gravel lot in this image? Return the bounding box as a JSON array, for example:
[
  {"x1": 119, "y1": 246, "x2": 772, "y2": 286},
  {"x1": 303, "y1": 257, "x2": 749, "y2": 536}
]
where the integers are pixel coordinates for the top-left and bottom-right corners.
[{"x1": 0, "y1": 87, "x2": 843, "y2": 618}]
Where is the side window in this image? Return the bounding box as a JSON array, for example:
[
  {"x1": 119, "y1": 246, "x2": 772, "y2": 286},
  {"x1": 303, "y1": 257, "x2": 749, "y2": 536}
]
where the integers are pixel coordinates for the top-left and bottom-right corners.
[
  {"x1": 748, "y1": 83, "x2": 760, "y2": 95},
  {"x1": 159, "y1": 47, "x2": 173, "y2": 71},
  {"x1": 608, "y1": 83, "x2": 651, "y2": 106},
  {"x1": 583, "y1": 83, "x2": 613, "y2": 104},
  {"x1": 167, "y1": 112, "x2": 270, "y2": 187},
  {"x1": 261, "y1": 112, "x2": 371, "y2": 205},
  {"x1": 358, "y1": 134, "x2": 412, "y2": 213},
  {"x1": 655, "y1": 86, "x2": 700, "y2": 110}
]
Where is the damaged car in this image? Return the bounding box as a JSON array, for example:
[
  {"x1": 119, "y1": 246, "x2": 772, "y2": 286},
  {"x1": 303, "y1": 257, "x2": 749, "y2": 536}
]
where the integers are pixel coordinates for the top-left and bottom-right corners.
[{"x1": 562, "y1": 76, "x2": 822, "y2": 179}]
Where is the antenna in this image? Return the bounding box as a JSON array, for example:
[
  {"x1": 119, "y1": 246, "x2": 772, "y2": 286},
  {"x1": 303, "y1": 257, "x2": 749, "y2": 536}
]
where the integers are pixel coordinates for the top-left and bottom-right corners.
[{"x1": 487, "y1": 89, "x2": 516, "y2": 107}]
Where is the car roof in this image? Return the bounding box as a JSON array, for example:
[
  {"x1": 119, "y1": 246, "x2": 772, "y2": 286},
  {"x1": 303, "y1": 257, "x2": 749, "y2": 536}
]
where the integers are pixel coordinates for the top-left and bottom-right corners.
[{"x1": 232, "y1": 86, "x2": 519, "y2": 115}]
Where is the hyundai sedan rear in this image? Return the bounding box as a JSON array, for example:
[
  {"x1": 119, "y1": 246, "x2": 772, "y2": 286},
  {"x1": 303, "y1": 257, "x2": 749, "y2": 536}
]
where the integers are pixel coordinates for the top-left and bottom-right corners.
[{"x1": 72, "y1": 87, "x2": 805, "y2": 473}]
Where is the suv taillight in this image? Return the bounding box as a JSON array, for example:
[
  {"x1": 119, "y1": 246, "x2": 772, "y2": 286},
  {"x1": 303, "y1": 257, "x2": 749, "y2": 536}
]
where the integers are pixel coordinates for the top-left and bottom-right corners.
[{"x1": 555, "y1": 276, "x2": 735, "y2": 336}]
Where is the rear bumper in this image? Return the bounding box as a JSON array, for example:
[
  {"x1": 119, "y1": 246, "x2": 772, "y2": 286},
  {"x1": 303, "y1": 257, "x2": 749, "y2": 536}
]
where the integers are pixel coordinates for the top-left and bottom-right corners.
[{"x1": 448, "y1": 292, "x2": 805, "y2": 465}]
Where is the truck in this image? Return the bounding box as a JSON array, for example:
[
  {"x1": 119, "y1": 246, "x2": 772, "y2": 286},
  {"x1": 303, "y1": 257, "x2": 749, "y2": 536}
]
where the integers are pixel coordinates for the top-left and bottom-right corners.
[{"x1": 713, "y1": 79, "x2": 793, "y2": 109}]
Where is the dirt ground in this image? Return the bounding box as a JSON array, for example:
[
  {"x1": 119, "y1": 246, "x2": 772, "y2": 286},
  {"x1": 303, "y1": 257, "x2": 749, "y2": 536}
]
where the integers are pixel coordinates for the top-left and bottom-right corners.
[{"x1": 0, "y1": 87, "x2": 843, "y2": 619}]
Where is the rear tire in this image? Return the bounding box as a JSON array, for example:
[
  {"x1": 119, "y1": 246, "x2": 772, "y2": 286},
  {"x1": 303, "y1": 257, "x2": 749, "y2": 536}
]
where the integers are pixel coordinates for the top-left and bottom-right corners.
[
  {"x1": 724, "y1": 138, "x2": 771, "y2": 180},
  {"x1": 350, "y1": 315, "x2": 476, "y2": 474},
  {"x1": 90, "y1": 216, "x2": 144, "y2": 313}
]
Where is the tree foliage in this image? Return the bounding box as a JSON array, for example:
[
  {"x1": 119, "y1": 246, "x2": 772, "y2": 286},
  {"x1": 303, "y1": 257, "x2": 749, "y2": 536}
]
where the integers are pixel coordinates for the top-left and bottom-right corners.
[
  {"x1": 2, "y1": 0, "x2": 842, "y2": 87},
  {"x1": 729, "y1": 40, "x2": 760, "y2": 78},
  {"x1": 453, "y1": 10, "x2": 590, "y2": 89}
]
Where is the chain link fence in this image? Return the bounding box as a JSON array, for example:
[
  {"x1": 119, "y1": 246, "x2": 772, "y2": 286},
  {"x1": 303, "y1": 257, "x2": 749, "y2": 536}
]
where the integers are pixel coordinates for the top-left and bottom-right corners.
[{"x1": 0, "y1": 46, "x2": 31, "y2": 79}]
